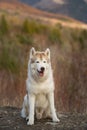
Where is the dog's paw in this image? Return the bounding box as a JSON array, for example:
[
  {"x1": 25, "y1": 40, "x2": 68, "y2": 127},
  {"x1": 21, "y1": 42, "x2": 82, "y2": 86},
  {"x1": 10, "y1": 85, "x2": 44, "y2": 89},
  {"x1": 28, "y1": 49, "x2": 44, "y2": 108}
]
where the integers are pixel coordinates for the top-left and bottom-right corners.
[
  {"x1": 27, "y1": 118, "x2": 34, "y2": 125},
  {"x1": 53, "y1": 116, "x2": 60, "y2": 122},
  {"x1": 36, "y1": 113, "x2": 42, "y2": 120},
  {"x1": 26, "y1": 116, "x2": 29, "y2": 121},
  {"x1": 21, "y1": 109, "x2": 26, "y2": 118}
]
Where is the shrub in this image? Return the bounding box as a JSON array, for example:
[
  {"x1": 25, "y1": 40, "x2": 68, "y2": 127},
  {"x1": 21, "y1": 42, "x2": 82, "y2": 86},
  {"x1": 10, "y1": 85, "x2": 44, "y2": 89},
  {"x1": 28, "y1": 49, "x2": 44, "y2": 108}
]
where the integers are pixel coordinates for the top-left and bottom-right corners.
[
  {"x1": 22, "y1": 19, "x2": 38, "y2": 35},
  {"x1": 0, "y1": 15, "x2": 9, "y2": 35},
  {"x1": 48, "y1": 27, "x2": 62, "y2": 44},
  {"x1": 22, "y1": 19, "x2": 49, "y2": 35},
  {"x1": 17, "y1": 34, "x2": 34, "y2": 45},
  {"x1": 81, "y1": 29, "x2": 87, "y2": 39},
  {"x1": 78, "y1": 29, "x2": 87, "y2": 49},
  {"x1": 0, "y1": 49, "x2": 19, "y2": 73},
  {"x1": 0, "y1": 41, "x2": 20, "y2": 74},
  {"x1": 36, "y1": 24, "x2": 49, "y2": 34}
]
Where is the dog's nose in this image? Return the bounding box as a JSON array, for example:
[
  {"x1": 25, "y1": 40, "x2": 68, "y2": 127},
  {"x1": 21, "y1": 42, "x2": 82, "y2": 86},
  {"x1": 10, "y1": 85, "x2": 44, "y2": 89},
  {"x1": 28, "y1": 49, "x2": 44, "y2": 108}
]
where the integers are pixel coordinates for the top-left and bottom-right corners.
[{"x1": 41, "y1": 67, "x2": 45, "y2": 71}]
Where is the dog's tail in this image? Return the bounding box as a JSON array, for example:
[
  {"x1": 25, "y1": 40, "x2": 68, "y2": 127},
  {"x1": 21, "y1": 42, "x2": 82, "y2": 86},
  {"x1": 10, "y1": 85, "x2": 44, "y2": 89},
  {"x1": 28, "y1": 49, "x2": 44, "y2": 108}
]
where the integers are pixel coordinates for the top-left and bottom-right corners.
[{"x1": 21, "y1": 95, "x2": 28, "y2": 118}]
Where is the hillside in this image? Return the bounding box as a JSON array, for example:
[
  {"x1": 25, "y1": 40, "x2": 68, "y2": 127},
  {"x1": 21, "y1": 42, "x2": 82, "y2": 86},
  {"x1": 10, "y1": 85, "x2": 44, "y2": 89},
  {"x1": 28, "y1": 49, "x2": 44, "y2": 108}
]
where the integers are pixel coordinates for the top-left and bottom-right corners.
[
  {"x1": 0, "y1": 0, "x2": 79, "y2": 23},
  {"x1": 0, "y1": 0, "x2": 87, "y2": 30},
  {"x1": 0, "y1": 1, "x2": 87, "y2": 114},
  {"x1": 19, "y1": 0, "x2": 87, "y2": 23}
]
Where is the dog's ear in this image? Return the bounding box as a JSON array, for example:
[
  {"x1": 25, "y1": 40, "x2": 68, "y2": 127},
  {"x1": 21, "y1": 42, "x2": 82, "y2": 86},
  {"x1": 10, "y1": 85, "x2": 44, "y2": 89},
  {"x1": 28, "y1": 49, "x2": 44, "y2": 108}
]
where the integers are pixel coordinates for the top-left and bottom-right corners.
[
  {"x1": 30, "y1": 47, "x2": 36, "y2": 58},
  {"x1": 45, "y1": 48, "x2": 50, "y2": 59}
]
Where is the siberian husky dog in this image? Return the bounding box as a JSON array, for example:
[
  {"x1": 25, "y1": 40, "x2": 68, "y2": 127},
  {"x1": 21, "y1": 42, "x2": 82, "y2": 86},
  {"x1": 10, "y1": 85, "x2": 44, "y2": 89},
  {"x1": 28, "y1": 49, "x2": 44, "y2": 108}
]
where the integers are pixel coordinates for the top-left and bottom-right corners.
[{"x1": 21, "y1": 47, "x2": 60, "y2": 125}]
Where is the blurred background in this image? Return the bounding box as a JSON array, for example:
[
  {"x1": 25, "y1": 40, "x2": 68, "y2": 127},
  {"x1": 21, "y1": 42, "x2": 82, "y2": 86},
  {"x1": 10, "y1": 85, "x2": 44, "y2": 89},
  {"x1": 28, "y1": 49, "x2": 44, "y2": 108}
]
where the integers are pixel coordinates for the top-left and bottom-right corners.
[{"x1": 0, "y1": 0, "x2": 87, "y2": 114}]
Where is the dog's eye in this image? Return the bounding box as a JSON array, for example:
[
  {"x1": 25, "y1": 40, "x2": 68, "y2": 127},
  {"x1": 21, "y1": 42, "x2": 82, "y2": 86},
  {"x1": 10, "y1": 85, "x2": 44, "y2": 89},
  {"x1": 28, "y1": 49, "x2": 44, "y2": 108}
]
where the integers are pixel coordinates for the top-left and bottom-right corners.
[
  {"x1": 36, "y1": 61, "x2": 39, "y2": 63},
  {"x1": 43, "y1": 61, "x2": 46, "y2": 63}
]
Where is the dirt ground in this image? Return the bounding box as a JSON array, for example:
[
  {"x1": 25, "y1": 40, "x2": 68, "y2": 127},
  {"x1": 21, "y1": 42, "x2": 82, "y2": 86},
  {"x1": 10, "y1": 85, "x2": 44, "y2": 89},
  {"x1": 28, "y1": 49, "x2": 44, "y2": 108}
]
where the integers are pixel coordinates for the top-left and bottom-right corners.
[{"x1": 0, "y1": 107, "x2": 87, "y2": 130}]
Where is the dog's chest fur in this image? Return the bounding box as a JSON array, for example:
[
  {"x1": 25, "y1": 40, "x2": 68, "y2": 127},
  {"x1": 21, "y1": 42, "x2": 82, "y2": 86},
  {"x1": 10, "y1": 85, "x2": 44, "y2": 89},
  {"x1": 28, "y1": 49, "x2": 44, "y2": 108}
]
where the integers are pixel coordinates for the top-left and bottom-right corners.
[
  {"x1": 35, "y1": 93, "x2": 48, "y2": 108},
  {"x1": 26, "y1": 76, "x2": 54, "y2": 95}
]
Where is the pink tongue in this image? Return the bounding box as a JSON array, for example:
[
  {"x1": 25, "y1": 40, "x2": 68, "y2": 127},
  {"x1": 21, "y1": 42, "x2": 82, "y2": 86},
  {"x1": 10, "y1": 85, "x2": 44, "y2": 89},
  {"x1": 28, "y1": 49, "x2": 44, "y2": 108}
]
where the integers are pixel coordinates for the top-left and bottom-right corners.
[{"x1": 39, "y1": 73, "x2": 44, "y2": 77}]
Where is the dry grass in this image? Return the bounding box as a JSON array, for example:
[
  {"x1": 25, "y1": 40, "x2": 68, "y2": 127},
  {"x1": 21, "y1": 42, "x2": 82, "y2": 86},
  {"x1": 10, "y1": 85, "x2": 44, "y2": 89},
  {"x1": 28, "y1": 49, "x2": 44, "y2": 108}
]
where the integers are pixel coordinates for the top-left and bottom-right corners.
[{"x1": 0, "y1": 9, "x2": 87, "y2": 114}]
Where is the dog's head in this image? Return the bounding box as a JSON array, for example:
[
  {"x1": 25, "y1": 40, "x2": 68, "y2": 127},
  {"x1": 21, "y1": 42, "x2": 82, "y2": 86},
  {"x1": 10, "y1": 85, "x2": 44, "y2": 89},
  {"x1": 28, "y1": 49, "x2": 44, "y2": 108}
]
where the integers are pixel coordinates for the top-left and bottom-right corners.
[{"x1": 29, "y1": 47, "x2": 51, "y2": 79}]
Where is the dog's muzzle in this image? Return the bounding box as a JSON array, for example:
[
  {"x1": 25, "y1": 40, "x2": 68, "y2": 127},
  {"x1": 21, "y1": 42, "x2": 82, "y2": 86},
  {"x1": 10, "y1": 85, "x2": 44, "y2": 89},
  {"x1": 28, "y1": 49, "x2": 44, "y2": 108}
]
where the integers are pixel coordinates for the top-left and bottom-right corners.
[{"x1": 37, "y1": 67, "x2": 45, "y2": 77}]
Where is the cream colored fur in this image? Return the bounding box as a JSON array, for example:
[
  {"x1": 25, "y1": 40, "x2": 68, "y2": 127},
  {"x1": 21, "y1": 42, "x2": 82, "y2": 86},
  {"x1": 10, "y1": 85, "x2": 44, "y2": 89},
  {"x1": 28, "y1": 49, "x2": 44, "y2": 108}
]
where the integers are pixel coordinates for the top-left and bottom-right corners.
[{"x1": 21, "y1": 48, "x2": 60, "y2": 125}]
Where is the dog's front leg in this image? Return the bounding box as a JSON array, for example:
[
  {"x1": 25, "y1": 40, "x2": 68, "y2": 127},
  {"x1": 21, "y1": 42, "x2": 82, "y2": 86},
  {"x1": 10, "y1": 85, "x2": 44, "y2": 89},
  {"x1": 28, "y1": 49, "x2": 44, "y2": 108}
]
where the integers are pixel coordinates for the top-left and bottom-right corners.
[
  {"x1": 48, "y1": 92, "x2": 60, "y2": 122},
  {"x1": 27, "y1": 94, "x2": 35, "y2": 125}
]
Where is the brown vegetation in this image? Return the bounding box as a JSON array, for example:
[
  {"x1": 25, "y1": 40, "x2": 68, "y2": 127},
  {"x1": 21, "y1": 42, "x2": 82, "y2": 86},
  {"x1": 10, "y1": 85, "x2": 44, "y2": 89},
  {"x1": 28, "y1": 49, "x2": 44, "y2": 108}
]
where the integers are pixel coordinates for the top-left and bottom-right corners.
[{"x1": 0, "y1": 2, "x2": 87, "y2": 114}]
